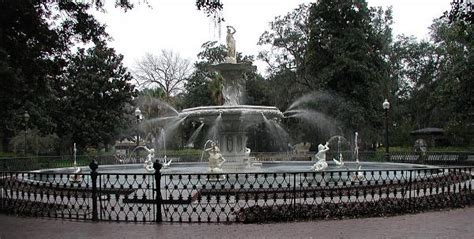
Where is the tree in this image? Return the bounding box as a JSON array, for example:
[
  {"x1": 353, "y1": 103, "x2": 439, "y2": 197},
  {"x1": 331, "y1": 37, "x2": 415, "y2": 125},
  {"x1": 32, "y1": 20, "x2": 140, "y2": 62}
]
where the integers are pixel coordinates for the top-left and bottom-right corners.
[
  {"x1": 0, "y1": 0, "x2": 227, "y2": 153},
  {"x1": 57, "y1": 43, "x2": 136, "y2": 148},
  {"x1": 134, "y1": 50, "x2": 192, "y2": 101},
  {"x1": 0, "y1": 0, "x2": 110, "y2": 151},
  {"x1": 386, "y1": 16, "x2": 473, "y2": 146},
  {"x1": 182, "y1": 41, "x2": 226, "y2": 108},
  {"x1": 443, "y1": 0, "x2": 473, "y2": 25},
  {"x1": 421, "y1": 19, "x2": 473, "y2": 144},
  {"x1": 303, "y1": 0, "x2": 392, "y2": 141},
  {"x1": 258, "y1": 4, "x2": 310, "y2": 79}
]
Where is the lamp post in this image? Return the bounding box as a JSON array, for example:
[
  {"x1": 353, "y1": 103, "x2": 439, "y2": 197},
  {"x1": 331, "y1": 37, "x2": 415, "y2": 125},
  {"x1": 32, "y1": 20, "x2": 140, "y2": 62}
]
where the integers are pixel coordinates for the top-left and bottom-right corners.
[
  {"x1": 382, "y1": 99, "x2": 390, "y2": 161},
  {"x1": 134, "y1": 107, "x2": 142, "y2": 147},
  {"x1": 23, "y1": 111, "x2": 30, "y2": 156}
]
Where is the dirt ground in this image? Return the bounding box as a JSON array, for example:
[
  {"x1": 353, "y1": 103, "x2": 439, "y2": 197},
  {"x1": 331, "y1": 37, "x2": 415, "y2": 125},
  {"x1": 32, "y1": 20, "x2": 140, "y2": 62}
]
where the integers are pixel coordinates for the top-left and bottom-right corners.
[{"x1": 0, "y1": 207, "x2": 473, "y2": 239}]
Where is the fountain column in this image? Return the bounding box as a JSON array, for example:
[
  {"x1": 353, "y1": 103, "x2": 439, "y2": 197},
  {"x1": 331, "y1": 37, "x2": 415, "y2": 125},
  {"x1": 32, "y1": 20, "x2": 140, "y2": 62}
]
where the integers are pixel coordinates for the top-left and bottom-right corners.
[
  {"x1": 210, "y1": 63, "x2": 255, "y2": 105},
  {"x1": 208, "y1": 63, "x2": 255, "y2": 169}
]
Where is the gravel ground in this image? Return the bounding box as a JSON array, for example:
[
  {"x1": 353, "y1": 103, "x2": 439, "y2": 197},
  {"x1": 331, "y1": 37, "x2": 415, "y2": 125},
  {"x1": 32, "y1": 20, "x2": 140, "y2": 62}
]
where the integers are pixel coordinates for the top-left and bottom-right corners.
[{"x1": 0, "y1": 207, "x2": 473, "y2": 239}]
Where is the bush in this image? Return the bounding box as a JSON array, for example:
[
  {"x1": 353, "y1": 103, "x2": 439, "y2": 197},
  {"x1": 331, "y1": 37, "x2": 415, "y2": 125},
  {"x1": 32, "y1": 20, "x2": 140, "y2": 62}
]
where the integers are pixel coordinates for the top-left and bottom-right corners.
[{"x1": 9, "y1": 129, "x2": 59, "y2": 155}]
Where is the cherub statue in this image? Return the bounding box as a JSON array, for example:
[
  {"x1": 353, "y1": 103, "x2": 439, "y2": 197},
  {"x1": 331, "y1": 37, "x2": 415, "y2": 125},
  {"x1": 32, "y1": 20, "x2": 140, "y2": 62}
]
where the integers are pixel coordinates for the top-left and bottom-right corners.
[
  {"x1": 205, "y1": 141, "x2": 226, "y2": 173},
  {"x1": 143, "y1": 147, "x2": 155, "y2": 172},
  {"x1": 311, "y1": 142, "x2": 330, "y2": 171}
]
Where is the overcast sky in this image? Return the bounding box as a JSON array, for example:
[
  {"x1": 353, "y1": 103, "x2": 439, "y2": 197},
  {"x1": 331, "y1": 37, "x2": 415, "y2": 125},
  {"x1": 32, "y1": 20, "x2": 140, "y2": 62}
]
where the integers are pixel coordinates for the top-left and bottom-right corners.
[{"x1": 93, "y1": 0, "x2": 451, "y2": 74}]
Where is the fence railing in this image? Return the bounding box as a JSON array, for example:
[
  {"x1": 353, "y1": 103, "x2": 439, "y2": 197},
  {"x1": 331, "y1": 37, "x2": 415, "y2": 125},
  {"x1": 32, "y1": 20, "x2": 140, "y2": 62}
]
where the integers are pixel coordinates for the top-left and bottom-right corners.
[{"x1": 1, "y1": 161, "x2": 472, "y2": 223}]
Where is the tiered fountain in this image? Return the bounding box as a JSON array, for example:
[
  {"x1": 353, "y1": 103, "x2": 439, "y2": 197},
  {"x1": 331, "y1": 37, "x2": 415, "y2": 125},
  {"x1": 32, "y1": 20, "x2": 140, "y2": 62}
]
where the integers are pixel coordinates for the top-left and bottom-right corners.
[{"x1": 179, "y1": 26, "x2": 283, "y2": 171}]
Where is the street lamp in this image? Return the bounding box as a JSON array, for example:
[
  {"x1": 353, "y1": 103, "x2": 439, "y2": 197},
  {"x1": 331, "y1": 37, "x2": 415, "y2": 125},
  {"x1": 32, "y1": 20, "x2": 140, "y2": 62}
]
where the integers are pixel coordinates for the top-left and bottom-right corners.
[
  {"x1": 134, "y1": 107, "x2": 142, "y2": 147},
  {"x1": 23, "y1": 111, "x2": 30, "y2": 156},
  {"x1": 382, "y1": 99, "x2": 390, "y2": 161}
]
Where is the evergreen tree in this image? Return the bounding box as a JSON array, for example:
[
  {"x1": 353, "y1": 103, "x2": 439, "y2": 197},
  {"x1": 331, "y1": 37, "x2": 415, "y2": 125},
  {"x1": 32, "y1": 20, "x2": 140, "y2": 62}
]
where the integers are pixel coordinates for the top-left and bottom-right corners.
[
  {"x1": 304, "y1": 0, "x2": 391, "y2": 140},
  {"x1": 57, "y1": 43, "x2": 136, "y2": 148}
]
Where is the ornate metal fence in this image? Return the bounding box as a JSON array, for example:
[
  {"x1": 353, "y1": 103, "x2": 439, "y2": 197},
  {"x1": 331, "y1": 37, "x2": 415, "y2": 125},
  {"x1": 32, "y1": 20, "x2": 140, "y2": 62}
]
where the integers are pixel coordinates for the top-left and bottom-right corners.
[
  {"x1": 160, "y1": 167, "x2": 472, "y2": 222},
  {"x1": 1, "y1": 162, "x2": 472, "y2": 223},
  {"x1": 0, "y1": 171, "x2": 94, "y2": 220}
]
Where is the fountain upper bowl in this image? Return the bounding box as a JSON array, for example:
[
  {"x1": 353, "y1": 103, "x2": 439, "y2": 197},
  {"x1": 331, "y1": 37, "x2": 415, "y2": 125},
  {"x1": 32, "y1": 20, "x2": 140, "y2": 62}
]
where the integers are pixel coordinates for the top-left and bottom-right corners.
[{"x1": 179, "y1": 105, "x2": 283, "y2": 124}]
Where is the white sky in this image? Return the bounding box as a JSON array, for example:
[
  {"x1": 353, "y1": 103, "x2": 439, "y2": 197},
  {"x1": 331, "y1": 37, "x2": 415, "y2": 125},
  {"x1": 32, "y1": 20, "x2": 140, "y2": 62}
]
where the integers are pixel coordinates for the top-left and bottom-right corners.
[{"x1": 93, "y1": 0, "x2": 451, "y2": 74}]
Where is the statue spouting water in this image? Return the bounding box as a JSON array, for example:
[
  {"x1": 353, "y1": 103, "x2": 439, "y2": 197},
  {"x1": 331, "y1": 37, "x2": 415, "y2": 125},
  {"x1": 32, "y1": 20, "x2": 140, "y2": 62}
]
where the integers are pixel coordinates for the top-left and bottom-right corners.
[
  {"x1": 204, "y1": 140, "x2": 226, "y2": 174},
  {"x1": 333, "y1": 137, "x2": 344, "y2": 167},
  {"x1": 311, "y1": 142, "x2": 329, "y2": 171},
  {"x1": 143, "y1": 147, "x2": 155, "y2": 172},
  {"x1": 225, "y1": 26, "x2": 236, "y2": 63},
  {"x1": 351, "y1": 165, "x2": 365, "y2": 182},
  {"x1": 140, "y1": 146, "x2": 171, "y2": 171}
]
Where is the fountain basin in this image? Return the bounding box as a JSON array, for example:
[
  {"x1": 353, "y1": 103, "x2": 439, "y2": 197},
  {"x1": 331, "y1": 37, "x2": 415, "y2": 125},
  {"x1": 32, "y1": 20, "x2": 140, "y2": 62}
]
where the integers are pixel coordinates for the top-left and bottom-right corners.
[
  {"x1": 38, "y1": 161, "x2": 437, "y2": 174},
  {"x1": 180, "y1": 105, "x2": 283, "y2": 170}
]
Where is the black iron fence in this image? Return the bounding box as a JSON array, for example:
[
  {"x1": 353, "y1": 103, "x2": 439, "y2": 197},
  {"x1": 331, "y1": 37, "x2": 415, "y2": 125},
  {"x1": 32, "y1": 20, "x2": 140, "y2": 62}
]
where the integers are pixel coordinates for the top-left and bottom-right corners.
[{"x1": 1, "y1": 161, "x2": 472, "y2": 223}]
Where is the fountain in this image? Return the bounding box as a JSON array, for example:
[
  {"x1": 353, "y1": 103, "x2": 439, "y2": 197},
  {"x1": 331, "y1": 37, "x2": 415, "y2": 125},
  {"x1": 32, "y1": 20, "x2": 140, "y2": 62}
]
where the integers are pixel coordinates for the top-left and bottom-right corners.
[
  {"x1": 111, "y1": 28, "x2": 430, "y2": 175},
  {"x1": 178, "y1": 26, "x2": 283, "y2": 171}
]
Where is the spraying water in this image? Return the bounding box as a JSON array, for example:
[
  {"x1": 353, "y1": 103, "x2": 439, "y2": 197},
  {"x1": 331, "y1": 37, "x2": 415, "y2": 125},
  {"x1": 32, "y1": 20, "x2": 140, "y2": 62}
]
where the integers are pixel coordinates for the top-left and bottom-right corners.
[
  {"x1": 139, "y1": 96, "x2": 179, "y2": 116},
  {"x1": 287, "y1": 91, "x2": 336, "y2": 111},
  {"x1": 327, "y1": 135, "x2": 349, "y2": 145},
  {"x1": 285, "y1": 109, "x2": 339, "y2": 136},
  {"x1": 160, "y1": 128, "x2": 166, "y2": 159},
  {"x1": 73, "y1": 143, "x2": 77, "y2": 167},
  {"x1": 200, "y1": 139, "x2": 214, "y2": 162},
  {"x1": 162, "y1": 116, "x2": 187, "y2": 143},
  {"x1": 146, "y1": 116, "x2": 179, "y2": 125},
  {"x1": 186, "y1": 122, "x2": 205, "y2": 148},
  {"x1": 262, "y1": 113, "x2": 290, "y2": 151},
  {"x1": 354, "y1": 132, "x2": 359, "y2": 163},
  {"x1": 207, "y1": 113, "x2": 222, "y2": 141},
  {"x1": 69, "y1": 142, "x2": 82, "y2": 182}
]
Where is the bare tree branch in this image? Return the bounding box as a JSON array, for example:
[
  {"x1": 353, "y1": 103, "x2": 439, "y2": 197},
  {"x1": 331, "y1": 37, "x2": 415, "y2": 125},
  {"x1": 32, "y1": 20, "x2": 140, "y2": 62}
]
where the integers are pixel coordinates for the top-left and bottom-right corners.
[{"x1": 134, "y1": 49, "x2": 192, "y2": 99}]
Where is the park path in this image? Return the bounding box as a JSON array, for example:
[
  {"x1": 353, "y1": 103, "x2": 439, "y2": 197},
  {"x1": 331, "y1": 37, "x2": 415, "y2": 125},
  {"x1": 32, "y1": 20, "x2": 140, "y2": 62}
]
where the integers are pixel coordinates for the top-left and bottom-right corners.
[{"x1": 0, "y1": 207, "x2": 473, "y2": 239}]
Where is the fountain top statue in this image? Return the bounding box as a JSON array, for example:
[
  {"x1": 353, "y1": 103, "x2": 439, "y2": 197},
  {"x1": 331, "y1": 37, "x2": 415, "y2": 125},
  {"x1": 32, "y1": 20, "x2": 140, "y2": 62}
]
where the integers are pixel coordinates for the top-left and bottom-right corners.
[{"x1": 226, "y1": 26, "x2": 237, "y2": 63}]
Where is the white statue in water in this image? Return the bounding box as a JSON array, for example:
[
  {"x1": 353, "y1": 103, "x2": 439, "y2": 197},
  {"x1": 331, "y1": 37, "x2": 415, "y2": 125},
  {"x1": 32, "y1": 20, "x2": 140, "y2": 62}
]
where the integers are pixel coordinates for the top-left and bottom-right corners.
[
  {"x1": 205, "y1": 141, "x2": 226, "y2": 173},
  {"x1": 225, "y1": 26, "x2": 237, "y2": 63},
  {"x1": 143, "y1": 147, "x2": 155, "y2": 172},
  {"x1": 333, "y1": 152, "x2": 344, "y2": 167},
  {"x1": 351, "y1": 165, "x2": 365, "y2": 182},
  {"x1": 311, "y1": 142, "x2": 330, "y2": 171},
  {"x1": 161, "y1": 155, "x2": 172, "y2": 169}
]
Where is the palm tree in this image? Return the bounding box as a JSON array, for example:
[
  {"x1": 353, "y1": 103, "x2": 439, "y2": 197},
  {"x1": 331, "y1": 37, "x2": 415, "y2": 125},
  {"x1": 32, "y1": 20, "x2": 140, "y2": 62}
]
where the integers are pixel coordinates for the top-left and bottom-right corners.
[{"x1": 208, "y1": 74, "x2": 224, "y2": 105}]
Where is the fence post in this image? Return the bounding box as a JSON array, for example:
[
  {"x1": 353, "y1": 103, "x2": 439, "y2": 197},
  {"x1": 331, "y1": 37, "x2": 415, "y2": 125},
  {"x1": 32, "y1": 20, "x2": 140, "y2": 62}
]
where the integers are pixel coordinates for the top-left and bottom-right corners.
[
  {"x1": 89, "y1": 160, "x2": 99, "y2": 221},
  {"x1": 409, "y1": 170, "x2": 413, "y2": 212},
  {"x1": 293, "y1": 173, "x2": 297, "y2": 217},
  {"x1": 153, "y1": 161, "x2": 163, "y2": 223}
]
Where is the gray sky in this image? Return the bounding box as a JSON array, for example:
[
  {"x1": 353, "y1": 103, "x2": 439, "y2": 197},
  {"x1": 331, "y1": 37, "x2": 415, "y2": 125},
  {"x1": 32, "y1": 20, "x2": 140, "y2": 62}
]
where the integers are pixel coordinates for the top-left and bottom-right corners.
[{"x1": 93, "y1": 0, "x2": 451, "y2": 74}]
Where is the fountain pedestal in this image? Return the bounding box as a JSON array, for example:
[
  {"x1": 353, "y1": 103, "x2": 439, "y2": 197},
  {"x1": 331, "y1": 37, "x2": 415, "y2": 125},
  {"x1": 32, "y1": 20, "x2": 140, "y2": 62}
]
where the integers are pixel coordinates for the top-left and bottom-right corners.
[
  {"x1": 217, "y1": 120, "x2": 249, "y2": 170},
  {"x1": 209, "y1": 63, "x2": 255, "y2": 105}
]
